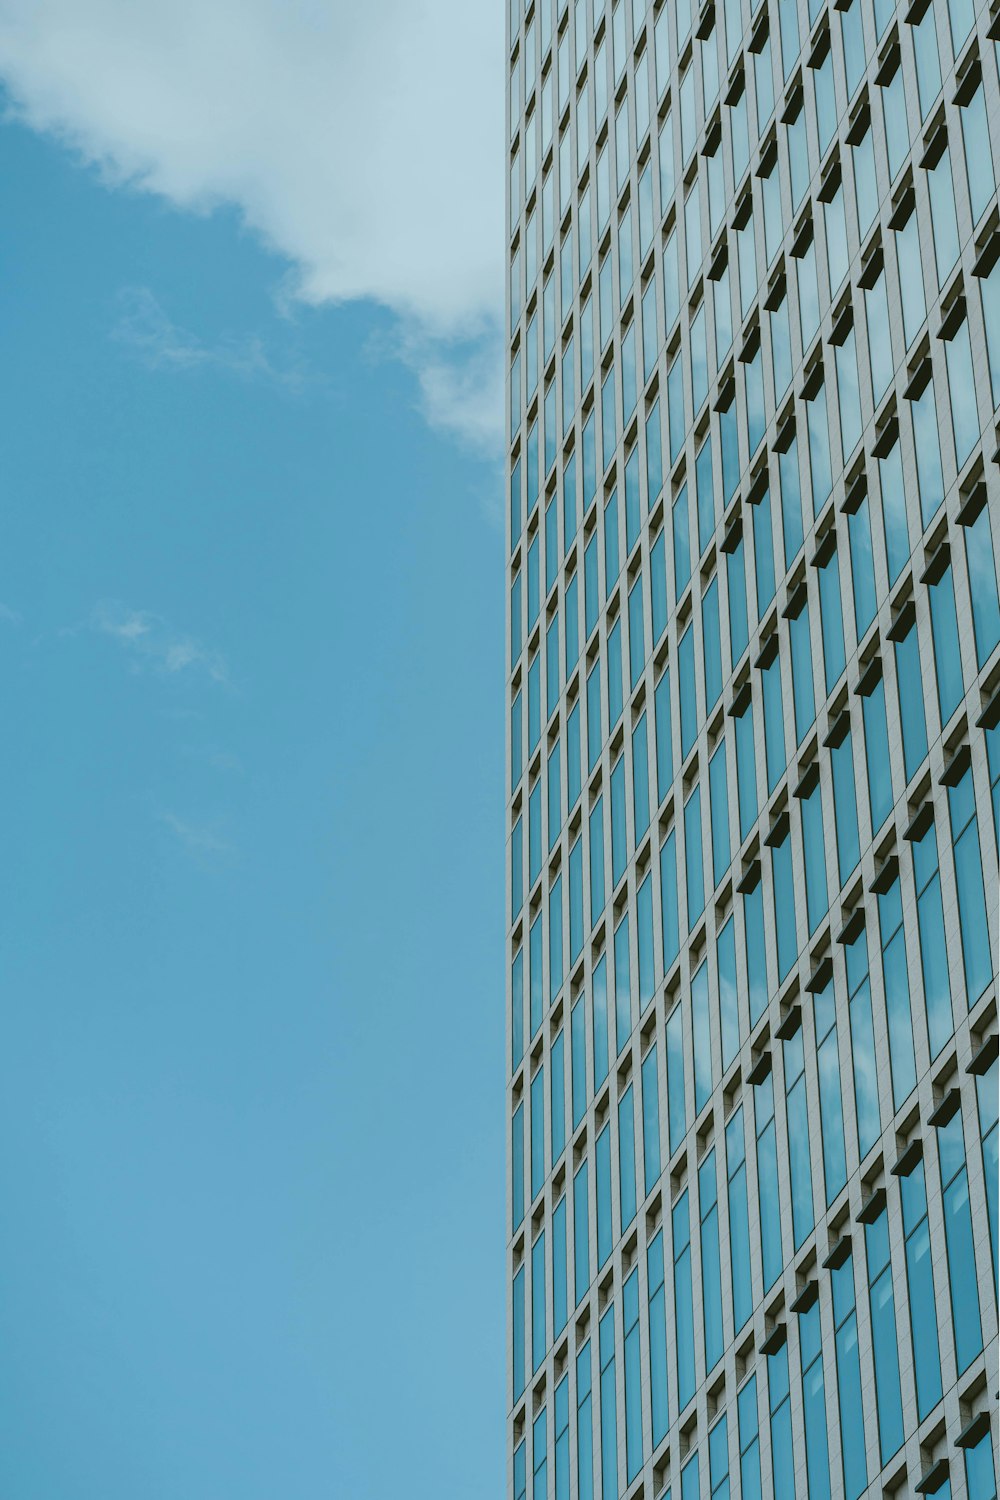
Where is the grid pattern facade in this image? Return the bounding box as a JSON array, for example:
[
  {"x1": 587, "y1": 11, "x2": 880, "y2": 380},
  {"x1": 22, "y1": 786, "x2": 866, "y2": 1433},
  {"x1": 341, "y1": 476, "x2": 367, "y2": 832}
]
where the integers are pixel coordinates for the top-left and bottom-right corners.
[{"x1": 505, "y1": 0, "x2": 1000, "y2": 1495}]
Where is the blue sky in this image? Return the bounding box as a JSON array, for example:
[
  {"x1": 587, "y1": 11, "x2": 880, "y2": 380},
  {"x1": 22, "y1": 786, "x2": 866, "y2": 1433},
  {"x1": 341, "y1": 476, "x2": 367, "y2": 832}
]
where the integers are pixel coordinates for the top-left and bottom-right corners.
[{"x1": 0, "y1": 15, "x2": 505, "y2": 1495}]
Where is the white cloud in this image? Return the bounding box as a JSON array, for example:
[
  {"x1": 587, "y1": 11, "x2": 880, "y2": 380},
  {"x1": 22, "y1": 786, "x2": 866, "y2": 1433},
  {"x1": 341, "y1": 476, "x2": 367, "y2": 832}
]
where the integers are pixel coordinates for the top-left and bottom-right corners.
[
  {"x1": 112, "y1": 285, "x2": 314, "y2": 389},
  {"x1": 0, "y1": 0, "x2": 505, "y2": 448},
  {"x1": 158, "y1": 810, "x2": 233, "y2": 856},
  {"x1": 90, "y1": 600, "x2": 229, "y2": 686}
]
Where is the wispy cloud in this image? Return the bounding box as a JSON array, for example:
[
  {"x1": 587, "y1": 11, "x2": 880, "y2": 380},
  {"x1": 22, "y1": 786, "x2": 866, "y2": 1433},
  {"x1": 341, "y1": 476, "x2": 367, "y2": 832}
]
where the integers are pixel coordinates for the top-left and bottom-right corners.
[
  {"x1": 0, "y1": 0, "x2": 504, "y2": 450},
  {"x1": 0, "y1": 602, "x2": 22, "y2": 626},
  {"x1": 111, "y1": 286, "x2": 314, "y2": 391},
  {"x1": 158, "y1": 810, "x2": 232, "y2": 856},
  {"x1": 89, "y1": 600, "x2": 229, "y2": 686}
]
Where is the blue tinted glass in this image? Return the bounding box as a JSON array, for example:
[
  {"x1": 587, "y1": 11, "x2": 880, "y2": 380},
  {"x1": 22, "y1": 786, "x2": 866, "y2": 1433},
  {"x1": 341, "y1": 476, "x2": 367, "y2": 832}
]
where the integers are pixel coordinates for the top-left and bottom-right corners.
[
  {"x1": 596, "y1": 1124, "x2": 613, "y2": 1266},
  {"x1": 728, "y1": 537, "x2": 750, "y2": 663},
  {"x1": 862, "y1": 679, "x2": 893, "y2": 833},
  {"x1": 709, "y1": 743, "x2": 731, "y2": 888},
  {"x1": 753, "y1": 489, "x2": 776, "y2": 611},
  {"x1": 619, "y1": 1086, "x2": 637, "y2": 1228},
  {"x1": 614, "y1": 914, "x2": 631, "y2": 1053},
  {"x1": 661, "y1": 829, "x2": 680, "y2": 970},
  {"x1": 513, "y1": 1266, "x2": 526, "y2": 1399},
  {"x1": 679, "y1": 625, "x2": 698, "y2": 756},
  {"x1": 772, "y1": 832, "x2": 797, "y2": 979},
  {"x1": 818, "y1": 551, "x2": 846, "y2": 693},
  {"x1": 894, "y1": 626, "x2": 928, "y2": 782},
  {"x1": 574, "y1": 1162, "x2": 590, "y2": 1304},
  {"x1": 789, "y1": 606, "x2": 815, "y2": 742},
  {"x1": 685, "y1": 786, "x2": 705, "y2": 927},
  {"x1": 761, "y1": 655, "x2": 786, "y2": 792},
  {"x1": 928, "y1": 565, "x2": 964, "y2": 725},
  {"x1": 673, "y1": 484, "x2": 691, "y2": 599},
  {"x1": 673, "y1": 1191, "x2": 696, "y2": 1409},
  {"x1": 703, "y1": 577, "x2": 723, "y2": 708},
  {"x1": 655, "y1": 669, "x2": 673, "y2": 802}
]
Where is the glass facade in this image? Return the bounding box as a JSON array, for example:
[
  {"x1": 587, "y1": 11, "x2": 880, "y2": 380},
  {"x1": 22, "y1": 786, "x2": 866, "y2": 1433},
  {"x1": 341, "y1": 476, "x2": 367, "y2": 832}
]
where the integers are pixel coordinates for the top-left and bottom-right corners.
[{"x1": 507, "y1": 0, "x2": 999, "y2": 1492}]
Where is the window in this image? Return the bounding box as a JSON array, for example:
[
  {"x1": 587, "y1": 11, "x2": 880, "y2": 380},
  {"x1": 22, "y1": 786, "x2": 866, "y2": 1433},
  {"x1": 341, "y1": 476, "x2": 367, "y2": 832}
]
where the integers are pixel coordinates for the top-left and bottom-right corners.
[
  {"x1": 864, "y1": 270, "x2": 894, "y2": 410},
  {"x1": 513, "y1": 1101, "x2": 525, "y2": 1230},
  {"x1": 783, "y1": 1028, "x2": 814, "y2": 1247},
  {"x1": 589, "y1": 797, "x2": 606, "y2": 925},
  {"x1": 927, "y1": 556, "x2": 964, "y2": 725},
  {"x1": 513, "y1": 1265, "x2": 526, "y2": 1399},
  {"x1": 551, "y1": 1033, "x2": 566, "y2": 1167},
  {"x1": 948, "y1": 767, "x2": 993, "y2": 1003},
  {"x1": 936, "y1": 1106, "x2": 984, "y2": 1372},
  {"x1": 673, "y1": 483, "x2": 692, "y2": 599},
  {"x1": 768, "y1": 1339, "x2": 795, "y2": 1499},
  {"x1": 834, "y1": 325, "x2": 862, "y2": 459},
  {"x1": 709, "y1": 741, "x2": 731, "y2": 888},
  {"x1": 623, "y1": 1271, "x2": 643, "y2": 1483},
  {"x1": 618, "y1": 1084, "x2": 637, "y2": 1227},
  {"x1": 574, "y1": 1160, "x2": 590, "y2": 1304},
  {"x1": 977, "y1": 1057, "x2": 999, "y2": 1282},
  {"x1": 641, "y1": 1044, "x2": 661, "y2": 1193},
  {"x1": 673, "y1": 1190, "x2": 696, "y2": 1409},
  {"x1": 576, "y1": 1342, "x2": 595, "y2": 1500},
  {"x1": 830, "y1": 719, "x2": 861, "y2": 883},
  {"x1": 699, "y1": 1150, "x2": 724, "y2": 1371},
  {"x1": 727, "y1": 530, "x2": 750, "y2": 665},
  {"x1": 860, "y1": 669, "x2": 893, "y2": 834},
  {"x1": 771, "y1": 819, "x2": 797, "y2": 980},
  {"x1": 865, "y1": 1206, "x2": 904, "y2": 1462},
  {"x1": 846, "y1": 492, "x2": 877, "y2": 639},
  {"x1": 755, "y1": 1071, "x2": 783, "y2": 1289},
  {"x1": 596, "y1": 1123, "x2": 613, "y2": 1266},
  {"x1": 926, "y1": 142, "x2": 960, "y2": 287},
  {"x1": 738, "y1": 1376, "x2": 763, "y2": 1498},
  {"x1": 817, "y1": 541, "x2": 846, "y2": 693},
  {"x1": 798, "y1": 1301, "x2": 832, "y2": 1498},
  {"x1": 531, "y1": 1230, "x2": 546, "y2": 1372},
  {"x1": 893, "y1": 616, "x2": 928, "y2": 781},
  {"x1": 964, "y1": 501, "x2": 1000, "y2": 668},
  {"x1": 647, "y1": 1231, "x2": 670, "y2": 1444},
  {"x1": 703, "y1": 577, "x2": 723, "y2": 710},
  {"x1": 814, "y1": 976, "x2": 847, "y2": 1202},
  {"x1": 846, "y1": 928, "x2": 881, "y2": 1157},
  {"x1": 692, "y1": 957, "x2": 712, "y2": 1114},
  {"x1": 899, "y1": 1157, "x2": 943, "y2": 1421},
  {"x1": 599, "y1": 1308, "x2": 619, "y2": 1500},
  {"x1": 912, "y1": 819, "x2": 953, "y2": 1057},
  {"x1": 571, "y1": 992, "x2": 587, "y2": 1128},
  {"x1": 912, "y1": 373, "x2": 945, "y2": 525},
  {"x1": 878, "y1": 440, "x2": 909, "y2": 584},
  {"x1": 877, "y1": 877, "x2": 916, "y2": 1109},
  {"x1": 751, "y1": 489, "x2": 776, "y2": 624},
  {"x1": 895, "y1": 208, "x2": 926, "y2": 348},
  {"x1": 512, "y1": 946, "x2": 524, "y2": 1069},
  {"x1": 788, "y1": 595, "x2": 816, "y2": 743},
  {"x1": 744, "y1": 875, "x2": 768, "y2": 1026},
  {"x1": 761, "y1": 646, "x2": 787, "y2": 792},
  {"x1": 679, "y1": 625, "x2": 698, "y2": 756},
  {"x1": 661, "y1": 829, "x2": 680, "y2": 971},
  {"x1": 800, "y1": 773, "x2": 828, "y2": 933},
  {"x1": 778, "y1": 437, "x2": 803, "y2": 568},
  {"x1": 554, "y1": 1375, "x2": 569, "y2": 1499},
  {"x1": 832, "y1": 1252, "x2": 868, "y2": 1500},
  {"x1": 727, "y1": 1108, "x2": 753, "y2": 1331},
  {"x1": 709, "y1": 1414, "x2": 729, "y2": 1499}
]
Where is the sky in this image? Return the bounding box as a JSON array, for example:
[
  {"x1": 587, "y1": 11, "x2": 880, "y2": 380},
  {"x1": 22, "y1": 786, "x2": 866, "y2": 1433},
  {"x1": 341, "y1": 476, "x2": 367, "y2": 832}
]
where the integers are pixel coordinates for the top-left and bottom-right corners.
[{"x1": 0, "y1": 5, "x2": 506, "y2": 1497}]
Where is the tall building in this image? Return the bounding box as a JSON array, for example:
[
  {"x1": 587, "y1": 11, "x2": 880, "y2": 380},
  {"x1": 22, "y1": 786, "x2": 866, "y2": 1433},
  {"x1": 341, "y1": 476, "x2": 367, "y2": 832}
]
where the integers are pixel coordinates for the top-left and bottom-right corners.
[{"x1": 506, "y1": 0, "x2": 1000, "y2": 1494}]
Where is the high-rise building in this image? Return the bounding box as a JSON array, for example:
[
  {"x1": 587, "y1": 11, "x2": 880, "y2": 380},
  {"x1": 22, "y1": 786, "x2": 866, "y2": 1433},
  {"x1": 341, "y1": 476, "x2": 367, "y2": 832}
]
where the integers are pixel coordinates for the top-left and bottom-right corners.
[{"x1": 506, "y1": 0, "x2": 1000, "y2": 1494}]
